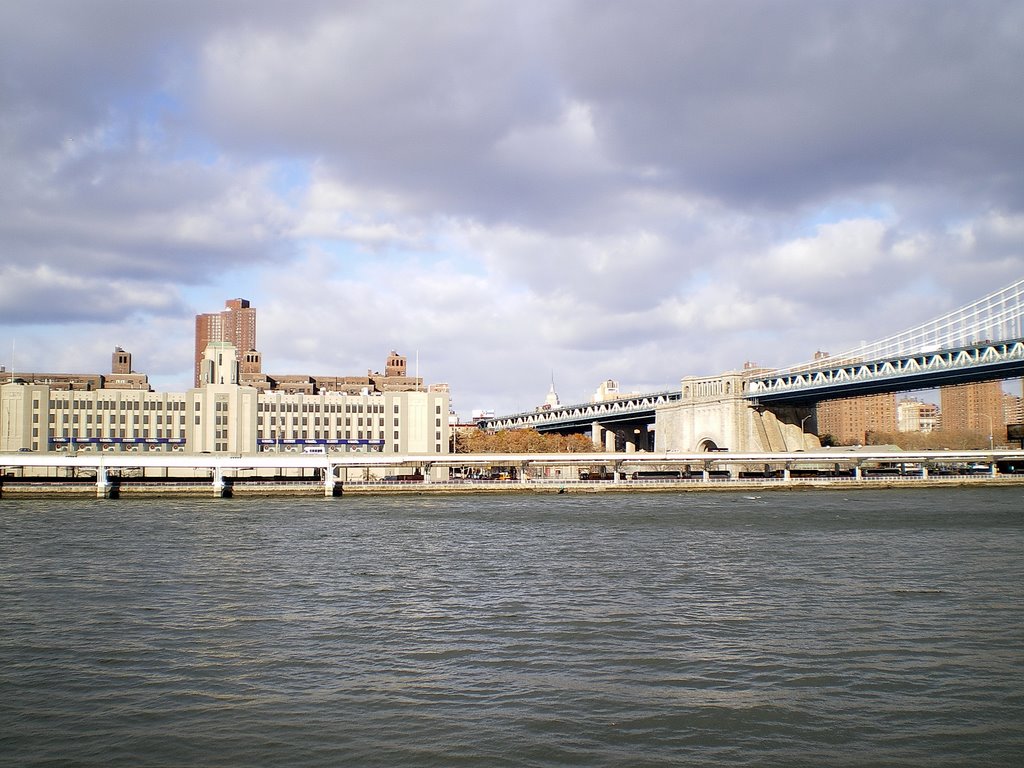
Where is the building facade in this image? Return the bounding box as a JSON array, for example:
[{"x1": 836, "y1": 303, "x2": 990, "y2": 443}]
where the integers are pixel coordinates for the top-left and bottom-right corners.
[
  {"x1": 897, "y1": 397, "x2": 939, "y2": 433},
  {"x1": 236, "y1": 349, "x2": 425, "y2": 395},
  {"x1": 816, "y1": 393, "x2": 898, "y2": 445},
  {"x1": 939, "y1": 381, "x2": 1004, "y2": 435},
  {"x1": 195, "y1": 298, "x2": 257, "y2": 386},
  {"x1": 1, "y1": 343, "x2": 449, "y2": 456}
]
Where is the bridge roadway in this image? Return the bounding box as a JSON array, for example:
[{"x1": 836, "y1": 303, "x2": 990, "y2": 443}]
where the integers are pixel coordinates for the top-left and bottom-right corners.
[
  {"x1": 480, "y1": 339, "x2": 1024, "y2": 437},
  {"x1": 479, "y1": 390, "x2": 679, "y2": 433},
  {"x1": 745, "y1": 338, "x2": 1024, "y2": 405},
  {"x1": 3, "y1": 449, "x2": 1024, "y2": 496}
]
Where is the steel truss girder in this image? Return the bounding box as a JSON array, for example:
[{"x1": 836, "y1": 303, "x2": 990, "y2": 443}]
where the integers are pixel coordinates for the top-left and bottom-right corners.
[{"x1": 746, "y1": 339, "x2": 1024, "y2": 405}]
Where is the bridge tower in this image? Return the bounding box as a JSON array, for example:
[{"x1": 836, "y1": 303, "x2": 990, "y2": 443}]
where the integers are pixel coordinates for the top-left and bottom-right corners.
[{"x1": 655, "y1": 371, "x2": 818, "y2": 452}]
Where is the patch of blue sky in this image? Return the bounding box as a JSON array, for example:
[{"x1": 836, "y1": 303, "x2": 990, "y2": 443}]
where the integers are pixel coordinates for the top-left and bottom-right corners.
[
  {"x1": 94, "y1": 86, "x2": 225, "y2": 169},
  {"x1": 179, "y1": 271, "x2": 265, "y2": 313},
  {"x1": 797, "y1": 199, "x2": 895, "y2": 236},
  {"x1": 268, "y1": 160, "x2": 313, "y2": 207},
  {"x1": 302, "y1": 233, "x2": 474, "y2": 278},
  {"x1": 681, "y1": 269, "x2": 717, "y2": 291}
]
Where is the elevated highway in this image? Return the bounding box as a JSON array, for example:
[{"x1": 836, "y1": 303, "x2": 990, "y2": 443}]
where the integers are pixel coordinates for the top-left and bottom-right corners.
[{"x1": 4, "y1": 449, "x2": 1024, "y2": 497}]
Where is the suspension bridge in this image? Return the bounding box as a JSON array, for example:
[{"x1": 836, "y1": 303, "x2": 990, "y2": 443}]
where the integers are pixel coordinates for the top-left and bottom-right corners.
[{"x1": 480, "y1": 278, "x2": 1024, "y2": 452}]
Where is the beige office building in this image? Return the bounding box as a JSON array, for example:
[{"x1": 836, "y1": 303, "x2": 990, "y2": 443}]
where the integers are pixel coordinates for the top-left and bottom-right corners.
[{"x1": 2, "y1": 342, "x2": 449, "y2": 456}]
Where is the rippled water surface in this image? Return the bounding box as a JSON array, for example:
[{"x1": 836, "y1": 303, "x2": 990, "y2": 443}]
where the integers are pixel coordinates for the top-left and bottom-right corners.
[{"x1": 2, "y1": 487, "x2": 1023, "y2": 766}]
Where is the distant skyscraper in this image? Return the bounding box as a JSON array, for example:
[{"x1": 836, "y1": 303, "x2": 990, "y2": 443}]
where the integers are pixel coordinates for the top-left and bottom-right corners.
[{"x1": 194, "y1": 299, "x2": 257, "y2": 386}]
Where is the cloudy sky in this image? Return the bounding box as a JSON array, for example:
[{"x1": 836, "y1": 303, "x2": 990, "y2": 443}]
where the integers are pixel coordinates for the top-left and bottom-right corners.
[{"x1": 2, "y1": 0, "x2": 1023, "y2": 415}]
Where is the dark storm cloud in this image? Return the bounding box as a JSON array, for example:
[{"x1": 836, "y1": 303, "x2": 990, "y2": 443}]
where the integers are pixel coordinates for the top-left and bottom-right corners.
[
  {"x1": 559, "y1": 0, "x2": 1024, "y2": 212},
  {"x1": 191, "y1": 0, "x2": 1024, "y2": 224}
]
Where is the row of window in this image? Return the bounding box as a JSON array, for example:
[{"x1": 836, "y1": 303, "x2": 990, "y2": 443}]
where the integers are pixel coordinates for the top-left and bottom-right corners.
[
  {"x1": 35, "y1": 399, "x2": 442, "y2": 415},
  {"x1": 258, "y1": 416, "x2": 392, "y2": 427},
  {"x1": 256, "y1": 402, "x2": 393, "y2": 414},
  {"x1": 48, "y1": 414, "x2": 187, "y2": 425},
  {"x1": 49, "y1": 399, "x2": 187, "y2": 411},
  {"x1": 51, "y1": 429, "x2": 187, "y2": 439},
  {"x1": 257, "y1": 431, "x2": 390, "y2": 441}
]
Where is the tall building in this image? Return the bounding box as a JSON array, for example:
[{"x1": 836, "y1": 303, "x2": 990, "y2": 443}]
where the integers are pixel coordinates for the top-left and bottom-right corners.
[
  {"x1": 194, "y1": 299, "x2": 257, "y2": 386},
  {"x1": 816, "y1": 393, "x2": 897, "y2": 445},
  {"x1": 940, "y1": 381, "x2": 1005, "y2": 440},
  {"x1": 1002, "y1": 391, "x2": 1023, "y2": 429}
]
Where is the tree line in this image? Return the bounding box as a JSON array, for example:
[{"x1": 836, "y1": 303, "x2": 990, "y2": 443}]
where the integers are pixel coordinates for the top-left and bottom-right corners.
[{"x1": 453, "y1": 428, "x2": 599, "y2": 453}]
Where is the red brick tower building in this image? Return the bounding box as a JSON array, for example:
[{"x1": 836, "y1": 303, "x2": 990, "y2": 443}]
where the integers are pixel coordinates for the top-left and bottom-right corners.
[{"x1": 194, "y1": 299, "x2": 257, "y2": 386}]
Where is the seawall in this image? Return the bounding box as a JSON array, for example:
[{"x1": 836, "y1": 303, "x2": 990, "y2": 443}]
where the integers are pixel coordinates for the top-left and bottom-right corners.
[{"x1": 2, "y1": 475, "x2": 1023, "y2": 499}]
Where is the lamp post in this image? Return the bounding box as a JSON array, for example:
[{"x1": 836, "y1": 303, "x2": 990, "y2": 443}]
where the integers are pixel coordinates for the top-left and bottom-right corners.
[
  {"x1": 982, "y1": 413, "x2": 994, "y2": 450},
  {"x1": 799, "y1": 414, "x2": 812, "y2": 450}
]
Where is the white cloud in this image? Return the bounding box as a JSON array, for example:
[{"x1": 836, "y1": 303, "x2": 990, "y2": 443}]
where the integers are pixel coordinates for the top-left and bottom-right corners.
[{"x1": 1, "y1": 1, "x2": 1023, "y2": 416}]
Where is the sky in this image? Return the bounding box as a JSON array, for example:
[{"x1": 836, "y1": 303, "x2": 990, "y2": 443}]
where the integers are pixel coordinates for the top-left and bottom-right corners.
[{"x1": 2, "y1": 0, "x2": 1023, "y2": 416}]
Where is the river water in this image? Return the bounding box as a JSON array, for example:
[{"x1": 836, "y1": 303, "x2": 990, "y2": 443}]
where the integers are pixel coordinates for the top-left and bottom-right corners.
[{"x1": 1, "y1": 487, "x2": 1022, "y2": 767}]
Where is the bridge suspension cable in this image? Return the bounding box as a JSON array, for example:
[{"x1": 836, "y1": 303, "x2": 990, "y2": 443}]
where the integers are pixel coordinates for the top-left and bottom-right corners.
[{"x1": 778, "y1": 277, "x2": 1024, "y2": 374}]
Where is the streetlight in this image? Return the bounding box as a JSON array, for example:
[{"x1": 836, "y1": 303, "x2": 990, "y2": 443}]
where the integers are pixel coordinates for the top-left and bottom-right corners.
[{"x1": 799, "y1": 414, "x2": 812, "y2": 449}]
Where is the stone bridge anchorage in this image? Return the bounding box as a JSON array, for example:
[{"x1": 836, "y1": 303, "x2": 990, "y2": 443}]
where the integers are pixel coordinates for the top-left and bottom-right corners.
[
  {"x1": 481, "y1": 372, "x2": 817, "y2": 453},
  {"x1": 654, "y1": 371, "x2": 817, "y2": 453}
]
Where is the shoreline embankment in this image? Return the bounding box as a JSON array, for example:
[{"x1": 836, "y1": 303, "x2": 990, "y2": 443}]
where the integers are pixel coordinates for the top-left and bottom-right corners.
[{"x1": 2, "y1": 475, "x2": 1023, "y2": 499}]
